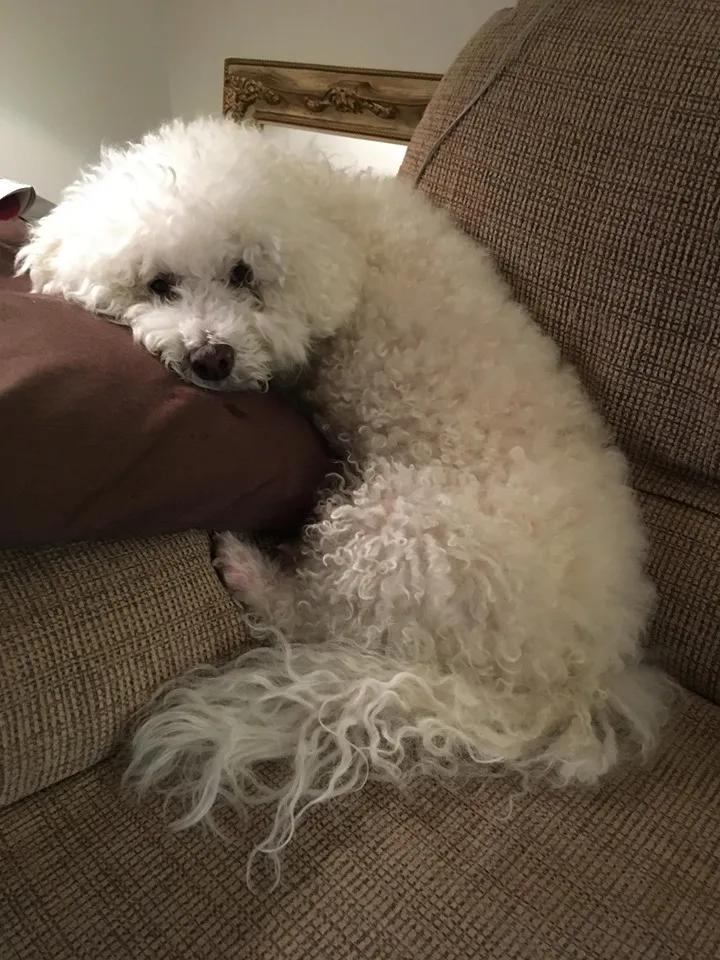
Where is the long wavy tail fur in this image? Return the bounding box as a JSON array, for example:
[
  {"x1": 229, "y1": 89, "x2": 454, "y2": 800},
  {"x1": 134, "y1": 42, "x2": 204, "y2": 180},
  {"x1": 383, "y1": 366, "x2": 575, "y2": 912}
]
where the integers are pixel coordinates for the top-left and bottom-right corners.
[{"x1": 125, "y1": 640, "x2": 673, "y2": 886}]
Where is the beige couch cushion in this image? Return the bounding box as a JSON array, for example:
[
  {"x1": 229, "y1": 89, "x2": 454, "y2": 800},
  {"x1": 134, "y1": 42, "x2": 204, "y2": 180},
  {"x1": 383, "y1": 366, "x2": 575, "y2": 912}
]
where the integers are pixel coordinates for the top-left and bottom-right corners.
[
  {"x1": 1, "y1": 693, "x2": 718, "y2": 960},
  {"x1": 0, "y1": 533, "x2": 247, "y2": 806},
  {"x1": 401, "y1": 0, "x2": 720, "y2": 702}
]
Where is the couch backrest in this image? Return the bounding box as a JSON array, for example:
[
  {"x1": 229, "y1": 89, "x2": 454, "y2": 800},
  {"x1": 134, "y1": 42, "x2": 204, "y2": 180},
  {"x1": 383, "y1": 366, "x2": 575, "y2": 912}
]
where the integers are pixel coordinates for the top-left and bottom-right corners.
[{"x1": 401, "y1": 0, "x2": 720, "y2": 701}]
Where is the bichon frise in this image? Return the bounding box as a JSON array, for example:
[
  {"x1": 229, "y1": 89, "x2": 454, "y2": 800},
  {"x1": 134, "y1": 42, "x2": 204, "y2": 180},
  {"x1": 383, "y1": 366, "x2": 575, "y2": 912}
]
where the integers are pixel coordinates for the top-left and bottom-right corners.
[{"x1": 17, "y1": 117, "x2": 672, "y2": 875}]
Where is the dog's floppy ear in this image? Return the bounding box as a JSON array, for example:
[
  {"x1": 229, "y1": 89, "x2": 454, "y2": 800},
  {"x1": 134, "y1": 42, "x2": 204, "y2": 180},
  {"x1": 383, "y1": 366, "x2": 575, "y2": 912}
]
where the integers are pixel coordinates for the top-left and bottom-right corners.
[
  {"x1": 14, "y1": 211, "x2": 121, "y2": 318},
  {"x1": 14, "y1": 222, "x2": 62, "y2": 291}
]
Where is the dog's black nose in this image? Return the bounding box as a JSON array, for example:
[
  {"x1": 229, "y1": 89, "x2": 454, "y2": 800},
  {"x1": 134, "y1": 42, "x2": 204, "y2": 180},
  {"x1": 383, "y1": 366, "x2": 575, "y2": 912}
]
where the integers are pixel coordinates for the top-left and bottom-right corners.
[{"x1": 188, "y1": 343, "x2": 235, "y2": 382}]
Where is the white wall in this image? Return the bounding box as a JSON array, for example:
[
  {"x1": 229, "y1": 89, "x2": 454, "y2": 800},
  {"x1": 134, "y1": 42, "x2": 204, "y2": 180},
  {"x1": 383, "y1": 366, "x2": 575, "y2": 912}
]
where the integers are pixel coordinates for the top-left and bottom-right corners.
[
  {"x1": 263, "y1": 127, "x2": 408, "y2": 176},
  {"x1": 0, "y1": 0, "x2": 509, "y2": 196},
  {"x1": 0, "y1": 0, "x2": 170, "y2": 201},
  {"x1": 166, "y1": 0, "x2": 509, "y2": 173}
]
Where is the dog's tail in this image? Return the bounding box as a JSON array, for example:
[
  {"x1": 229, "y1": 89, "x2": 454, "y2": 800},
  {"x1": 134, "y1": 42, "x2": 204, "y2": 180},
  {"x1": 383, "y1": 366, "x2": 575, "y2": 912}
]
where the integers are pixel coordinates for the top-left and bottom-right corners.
[
  {"x1": 124, "y1": 641, "x2": 521, "y2": 884},
  {"x1": 125, "y1": 639, "x2": 673, "y2": 886}
]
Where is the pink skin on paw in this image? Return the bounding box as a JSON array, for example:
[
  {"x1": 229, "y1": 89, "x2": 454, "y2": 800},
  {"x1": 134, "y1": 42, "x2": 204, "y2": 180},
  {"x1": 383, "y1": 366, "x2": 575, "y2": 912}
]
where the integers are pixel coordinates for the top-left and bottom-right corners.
[{"x1": 217, "y1": 542, "x2": 272, "y2": 597}]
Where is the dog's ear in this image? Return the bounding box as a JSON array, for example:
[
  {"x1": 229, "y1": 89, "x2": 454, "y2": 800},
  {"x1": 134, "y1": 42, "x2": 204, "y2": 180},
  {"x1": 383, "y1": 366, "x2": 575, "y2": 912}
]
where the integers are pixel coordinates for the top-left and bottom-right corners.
[
  {"x1": 15, "y1": 215, "x2": 121, "y2": 319},
  {"x1": 14, "y1": 222, "x2": 62, "y2": 291}
]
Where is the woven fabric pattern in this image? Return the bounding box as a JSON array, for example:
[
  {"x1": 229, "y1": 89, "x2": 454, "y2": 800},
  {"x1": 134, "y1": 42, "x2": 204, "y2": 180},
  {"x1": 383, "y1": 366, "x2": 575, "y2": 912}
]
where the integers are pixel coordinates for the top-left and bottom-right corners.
[
  {"x1": 401, "y1": 0, "x2": 720, "y2": 701},
  {"x1": 0, "y1": 532, "x2": 248, "y2": 806},
  {"x1": 1, "y1": 693, "x2": 718, "y2": 960}
]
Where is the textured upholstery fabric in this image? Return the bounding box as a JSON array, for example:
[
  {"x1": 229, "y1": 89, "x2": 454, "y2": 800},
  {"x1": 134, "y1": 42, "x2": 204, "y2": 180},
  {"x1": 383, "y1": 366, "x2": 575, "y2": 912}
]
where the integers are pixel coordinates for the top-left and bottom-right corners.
[
  {"x1": 0, "y1": 533, "x2": 248, "y2": 806},
  {"x1": 1, "y1": 694, "x2": 718, "y2": 960},
  {"x1": 400, "y1": 0, "x2": 720, "y2": 702}
]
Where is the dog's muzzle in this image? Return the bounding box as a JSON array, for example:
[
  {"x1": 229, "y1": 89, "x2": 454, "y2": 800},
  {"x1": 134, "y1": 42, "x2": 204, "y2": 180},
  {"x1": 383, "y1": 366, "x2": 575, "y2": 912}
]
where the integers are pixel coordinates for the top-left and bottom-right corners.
[{"x1": 187, "y1": 343, "x2": 235, "y2": 382}]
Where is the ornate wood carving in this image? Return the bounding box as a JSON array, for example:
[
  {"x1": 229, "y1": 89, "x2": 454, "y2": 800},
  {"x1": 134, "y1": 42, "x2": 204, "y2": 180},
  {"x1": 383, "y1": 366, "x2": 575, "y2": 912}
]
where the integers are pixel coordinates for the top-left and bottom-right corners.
[
  {"x1": 223, "y1": 59, "x2": 440, "y2": 144},
  {"x1": 223, "y1": 75, "x2": 282, "y2": 120},
  {"x1": 304, "y1": 85, "x2": 397, "y2": 120}
]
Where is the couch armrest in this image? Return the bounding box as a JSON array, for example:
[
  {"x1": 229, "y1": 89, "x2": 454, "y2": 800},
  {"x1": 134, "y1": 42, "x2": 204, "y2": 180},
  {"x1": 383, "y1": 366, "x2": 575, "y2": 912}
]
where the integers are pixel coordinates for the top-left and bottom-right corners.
[{"x1": 0, "y1": 531, "x2": 247, "y2": 805}]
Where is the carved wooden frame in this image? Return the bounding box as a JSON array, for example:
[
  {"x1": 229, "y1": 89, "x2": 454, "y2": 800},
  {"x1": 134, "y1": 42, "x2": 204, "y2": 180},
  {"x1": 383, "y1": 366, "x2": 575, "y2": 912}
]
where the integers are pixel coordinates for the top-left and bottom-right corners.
[{"x1": 223, "y1": 59, "x2": 441, "y2": 144}]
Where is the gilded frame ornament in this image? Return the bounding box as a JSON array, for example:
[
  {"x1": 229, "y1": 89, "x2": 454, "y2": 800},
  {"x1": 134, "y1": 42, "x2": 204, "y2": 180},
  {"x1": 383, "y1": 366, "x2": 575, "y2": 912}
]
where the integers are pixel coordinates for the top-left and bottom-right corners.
[{"x1": 223, "y1": 58, "x2": 441, "y2": 144}]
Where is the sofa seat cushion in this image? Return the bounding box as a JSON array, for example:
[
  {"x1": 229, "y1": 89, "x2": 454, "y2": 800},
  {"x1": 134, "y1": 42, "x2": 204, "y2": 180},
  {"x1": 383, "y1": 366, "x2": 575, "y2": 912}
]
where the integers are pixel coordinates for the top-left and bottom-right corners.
[{"x1": 1, "y1": 693, "x2": 718, "y2": 960}]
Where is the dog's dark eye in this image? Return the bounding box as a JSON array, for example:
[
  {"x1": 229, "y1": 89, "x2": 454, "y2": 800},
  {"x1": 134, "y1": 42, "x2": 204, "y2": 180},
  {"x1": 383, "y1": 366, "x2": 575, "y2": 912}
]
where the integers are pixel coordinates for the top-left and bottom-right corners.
[
  {"x1": 229, "y1": 260, "x2": 254, "y2": 288},
  {"x1": 148, "y1": 274, "x2": 178, "y2": 300}
]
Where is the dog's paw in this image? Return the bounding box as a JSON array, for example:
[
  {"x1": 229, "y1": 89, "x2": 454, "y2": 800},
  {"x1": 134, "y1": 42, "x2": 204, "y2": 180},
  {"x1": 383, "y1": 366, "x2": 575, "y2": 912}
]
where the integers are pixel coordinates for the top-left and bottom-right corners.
[{"x1": 214, "y1": 533, "x2": 277, "y2": 601}]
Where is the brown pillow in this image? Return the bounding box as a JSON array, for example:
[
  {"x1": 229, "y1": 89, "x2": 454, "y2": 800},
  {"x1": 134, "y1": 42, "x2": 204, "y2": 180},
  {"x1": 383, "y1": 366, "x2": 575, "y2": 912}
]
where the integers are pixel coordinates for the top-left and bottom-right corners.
[{"x1": 0, "y1": 240, "x2": 331, "y2": 547}]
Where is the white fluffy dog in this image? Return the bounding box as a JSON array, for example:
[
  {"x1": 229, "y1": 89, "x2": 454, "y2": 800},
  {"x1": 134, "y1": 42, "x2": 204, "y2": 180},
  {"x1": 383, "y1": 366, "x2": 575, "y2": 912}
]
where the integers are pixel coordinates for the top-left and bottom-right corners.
[{"x1": 17, "y1": 117, "x2": 671, "y2": 874}]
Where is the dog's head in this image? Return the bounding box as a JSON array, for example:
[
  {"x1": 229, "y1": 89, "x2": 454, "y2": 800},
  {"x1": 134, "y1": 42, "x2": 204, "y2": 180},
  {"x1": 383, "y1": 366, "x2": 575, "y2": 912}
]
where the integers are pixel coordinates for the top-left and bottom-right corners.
[{"x1": 16, "y1": 118, "x2": 363, "y2": 390}]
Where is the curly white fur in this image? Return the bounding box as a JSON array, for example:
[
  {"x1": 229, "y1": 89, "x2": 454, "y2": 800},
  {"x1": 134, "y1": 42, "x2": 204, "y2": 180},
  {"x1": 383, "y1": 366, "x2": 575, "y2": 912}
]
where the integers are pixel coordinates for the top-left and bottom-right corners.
[{"x1": 17, "y1": 117, "x2": 673, "y2": 880}]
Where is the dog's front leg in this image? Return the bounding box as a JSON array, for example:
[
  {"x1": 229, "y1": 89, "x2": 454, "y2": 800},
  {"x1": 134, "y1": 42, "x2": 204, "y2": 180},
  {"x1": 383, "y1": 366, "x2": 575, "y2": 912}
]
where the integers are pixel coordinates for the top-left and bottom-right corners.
[{"x1": 214, "y1": 532, "x2": 315, "y2": 640}]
